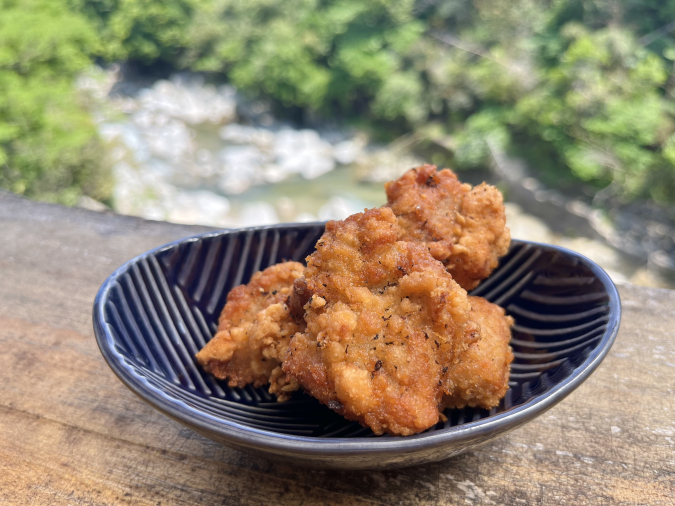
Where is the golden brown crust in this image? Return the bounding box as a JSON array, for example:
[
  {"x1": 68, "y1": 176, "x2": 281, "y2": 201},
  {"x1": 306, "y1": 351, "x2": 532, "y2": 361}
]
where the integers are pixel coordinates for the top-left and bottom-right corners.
[
  {"x1": 442, "y1": 296, "x2": 514, "y2": 409},
  {"x1": 385, "y1": 164, "x2": 511, "y2": 290},
  {"x1": 283, "y1": 207, "x2": 473, "y2": 436},
  {"x1": 195, "y1": 261, "x2": 305, "y2": 401}
]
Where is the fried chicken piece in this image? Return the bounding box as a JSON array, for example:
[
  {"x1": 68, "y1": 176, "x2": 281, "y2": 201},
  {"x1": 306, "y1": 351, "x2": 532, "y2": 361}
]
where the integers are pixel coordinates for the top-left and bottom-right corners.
[
  {"x1": 385, "y1": 164, "x2": 511, "y2": 290},
  {"x1": 282, "y1": 207, "x2": 473, "y2": 436},
  {"x1": 443, "y1": 296, "x2": 514, "y2": 409},
  {"x1": 195, "y1": 261, "x2": 305, "y2": 401}
]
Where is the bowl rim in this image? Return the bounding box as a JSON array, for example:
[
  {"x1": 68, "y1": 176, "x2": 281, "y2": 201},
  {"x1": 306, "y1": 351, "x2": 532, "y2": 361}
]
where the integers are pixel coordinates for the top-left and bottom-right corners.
[{"x1": 93, "y1": 222, "x2": 621, "y2": 457}]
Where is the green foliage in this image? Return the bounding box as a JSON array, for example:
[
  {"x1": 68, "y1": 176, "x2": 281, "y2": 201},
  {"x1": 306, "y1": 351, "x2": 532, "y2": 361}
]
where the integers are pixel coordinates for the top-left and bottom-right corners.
[
  {"x1": 182, "y1": 0, "x2": 427, "y2": 124},
  {"x1": 453, "y1": 108, "x2": 511, "y2": 168},
  {"x1": 426, "y1": 3, "x2": 675, "y2": 202},
  {"x1": 5, "y1": 0, "x2": 675, "y2": 205},
  {"x1": 0, "y1": 0, "x2": 111, "y2": 205},
  {"x1": 512, "y1": 26, "x2": 673, "y2": 195},
  {"x1": 72, "y1": 0, "x2": 202, "y2": 62}
]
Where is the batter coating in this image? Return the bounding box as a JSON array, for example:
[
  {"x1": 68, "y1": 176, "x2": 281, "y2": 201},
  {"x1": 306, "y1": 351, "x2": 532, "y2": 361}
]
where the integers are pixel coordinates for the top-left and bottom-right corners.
[
  {"x1": 443, "y1": 296, "x2": 514, "y2": 409},
  {"x1": 282, "y1": 207, "x2": 473, "y2": 436},
  {"x1": 195, "y1": 261, "x2": 305, "y2": 401},
  {"x1": 385, "y1": 164, "x2": 511, "y2": 290}
]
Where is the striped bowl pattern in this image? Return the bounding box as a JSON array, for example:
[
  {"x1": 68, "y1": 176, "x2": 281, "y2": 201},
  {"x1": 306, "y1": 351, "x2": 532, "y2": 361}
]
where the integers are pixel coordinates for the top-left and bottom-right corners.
[{"x1": 93, "y1": 223, "x2": 621, "y2": 469}]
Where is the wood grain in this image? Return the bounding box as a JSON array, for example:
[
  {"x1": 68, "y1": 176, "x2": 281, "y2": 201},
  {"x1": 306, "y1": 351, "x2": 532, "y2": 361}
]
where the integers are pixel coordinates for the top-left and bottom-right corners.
[{"x1": 1, "y1": 190, "x2": 673, "y2": 505}]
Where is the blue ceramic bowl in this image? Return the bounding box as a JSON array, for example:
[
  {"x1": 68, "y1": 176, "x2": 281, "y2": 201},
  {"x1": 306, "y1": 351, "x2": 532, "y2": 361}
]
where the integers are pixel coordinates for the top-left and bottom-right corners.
[{"x1": 93, "y1": 223, "x2": 621, "y2": 470}]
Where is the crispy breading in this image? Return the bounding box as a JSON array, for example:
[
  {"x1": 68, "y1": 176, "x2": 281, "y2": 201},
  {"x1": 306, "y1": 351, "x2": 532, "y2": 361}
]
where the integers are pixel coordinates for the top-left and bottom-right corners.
[
  {"x1": 443, "y1": 296, "x2": 514, "y2": 409},
  {"x1": 195, "y1": 261, "x2": 305, "y2": 401},
  {"x1": 282, "y1": 207, "x2": 473, "y2": 436},
  {"x1": 385, "y1": 164, "x2": 511, "y2": 290}
]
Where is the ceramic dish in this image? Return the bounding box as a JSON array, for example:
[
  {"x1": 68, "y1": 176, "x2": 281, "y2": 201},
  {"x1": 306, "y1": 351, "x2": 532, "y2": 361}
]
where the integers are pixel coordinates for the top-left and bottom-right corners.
[{"x1": 93, "y1": 223, "x2": 621, "y2": 470}]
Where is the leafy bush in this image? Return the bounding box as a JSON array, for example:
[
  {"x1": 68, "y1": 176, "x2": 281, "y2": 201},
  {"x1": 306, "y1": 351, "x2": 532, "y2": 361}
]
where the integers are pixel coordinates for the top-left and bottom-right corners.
[
  {"x1": 72, "y1": 0, "x2": 202, "y2": 63},
  {"x1": 423, "y1": 2, "x2": 675, "y2": 202},
  {"x1": 182, "y1": 0, "x2": 427, "y2": 126},
  {"x1": 511, "y1": 26, "x2": 674, "y2": 201},
  {"x1": 0, "y1": 0, "x2": 110, "y2": 205}
]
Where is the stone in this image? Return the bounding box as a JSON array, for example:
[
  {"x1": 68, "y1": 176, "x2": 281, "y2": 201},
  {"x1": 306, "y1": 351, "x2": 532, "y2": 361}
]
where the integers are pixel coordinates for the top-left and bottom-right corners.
[
  {"x1": 217, "y1": 146, "x2": 267, "y2": 194},
  {"x1": 273, "y1": 129, "x2": 336, "y2": 180},
  {"x1": 317, "y1": 196, "x2": 368, "y2": 221},
  {"x1": 166, "y1": 191, "x2": 230, "y2": 227},
  {"x1": 238, "y1": 202, "x2": 279, "y2": 227},
  {"x1": 77, "y1": 196, "x2": 109, "y2": 212},
  {"x1": 356, "y1": 148, "x2": 423, "y2": 183},
  {"x1": 504, "y1": 203, "x2": 554, "y2": 243},
  {"x1": 333, "y1": 139, "x2": 364, "y2": 165},
  {"x1": 629, "y1": 267, "x2": 672, "y2": 289}
]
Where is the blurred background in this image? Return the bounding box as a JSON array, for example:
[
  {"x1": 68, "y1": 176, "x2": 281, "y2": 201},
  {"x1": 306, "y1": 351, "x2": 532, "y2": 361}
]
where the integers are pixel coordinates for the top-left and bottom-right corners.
[{"x1": 1, "y1": 0, "x2": 675, "y2": 287}]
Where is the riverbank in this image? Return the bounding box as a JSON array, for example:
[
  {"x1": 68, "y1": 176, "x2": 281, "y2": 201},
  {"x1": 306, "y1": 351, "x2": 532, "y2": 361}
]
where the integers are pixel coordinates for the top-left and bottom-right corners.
[{"x1": 77, "y1": 66, "x2": 674, "y2": 289}]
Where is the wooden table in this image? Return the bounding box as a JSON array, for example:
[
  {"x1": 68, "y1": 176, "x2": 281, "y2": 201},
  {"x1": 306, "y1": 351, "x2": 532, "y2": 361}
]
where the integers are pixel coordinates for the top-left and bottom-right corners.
[{"x1": 1, "y1": 190, "x2": 673, "y2": 505}]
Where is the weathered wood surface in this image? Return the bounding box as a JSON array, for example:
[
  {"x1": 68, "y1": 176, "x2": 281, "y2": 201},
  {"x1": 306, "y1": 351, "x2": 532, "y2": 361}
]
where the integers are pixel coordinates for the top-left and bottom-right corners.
[{"x1": 0, "y1": 190, "x2": 673, "y2": 505}]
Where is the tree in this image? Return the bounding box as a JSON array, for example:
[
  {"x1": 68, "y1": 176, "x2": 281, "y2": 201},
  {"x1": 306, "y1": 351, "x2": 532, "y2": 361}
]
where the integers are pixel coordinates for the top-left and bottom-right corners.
[{"x1": 0, "y1": 0, "x2": 110, "y2": 204}]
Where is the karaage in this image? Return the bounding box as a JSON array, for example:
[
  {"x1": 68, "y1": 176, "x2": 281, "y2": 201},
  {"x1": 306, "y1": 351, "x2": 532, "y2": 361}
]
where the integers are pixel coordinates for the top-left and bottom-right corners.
[
  {"x1": 195, "y1": 261, "x2": 305, "y2": 401},
  {"x1": 385, "y1": 164, "x2": 511, "y2": 290},
  {"x1": 443, "y1": 296, "x2": 514, "y2": 409},
  {"x1": 282, "y1": 207, "x2": 473, "y2": 435}
]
